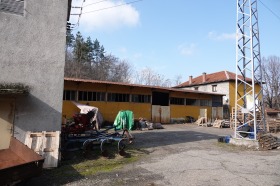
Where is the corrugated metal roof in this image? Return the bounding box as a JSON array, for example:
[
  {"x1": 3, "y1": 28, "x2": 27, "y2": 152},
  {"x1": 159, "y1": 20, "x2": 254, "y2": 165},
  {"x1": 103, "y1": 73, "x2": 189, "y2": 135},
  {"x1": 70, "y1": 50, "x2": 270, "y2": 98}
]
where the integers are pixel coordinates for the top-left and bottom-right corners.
[
  {"x1": 174, "y1": 70, "x2": 252, "y2": 88},
  {"x1": 64, "y1": 77, "x2": 225, "y2": 96},
  {"x1": 0, "y1": 0, "x2": 24, "y2": 15}
]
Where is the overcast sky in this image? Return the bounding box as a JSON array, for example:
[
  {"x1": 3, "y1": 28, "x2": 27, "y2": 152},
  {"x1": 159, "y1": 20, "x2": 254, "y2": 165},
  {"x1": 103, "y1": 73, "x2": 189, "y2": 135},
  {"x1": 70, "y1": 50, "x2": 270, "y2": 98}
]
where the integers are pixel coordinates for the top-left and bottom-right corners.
[{"x1": 69, "y1": 0, "x2": 280, "y2": 83}]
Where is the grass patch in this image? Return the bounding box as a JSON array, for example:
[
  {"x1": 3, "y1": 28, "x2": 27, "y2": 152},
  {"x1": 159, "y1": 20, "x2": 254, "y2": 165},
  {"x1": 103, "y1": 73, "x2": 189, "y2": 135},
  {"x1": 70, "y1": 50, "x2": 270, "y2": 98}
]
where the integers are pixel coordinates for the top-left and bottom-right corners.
[{"x1": 43, "y1": 146, "x2": 148, "y2": 184}]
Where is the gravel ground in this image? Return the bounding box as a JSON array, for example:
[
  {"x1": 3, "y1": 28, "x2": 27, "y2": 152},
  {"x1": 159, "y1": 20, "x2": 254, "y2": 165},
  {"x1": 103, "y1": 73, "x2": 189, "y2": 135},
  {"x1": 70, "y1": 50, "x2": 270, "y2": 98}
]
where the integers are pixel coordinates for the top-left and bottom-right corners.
[{"x1": 28, "y1": 124, "x2": 280, "y2": 186}]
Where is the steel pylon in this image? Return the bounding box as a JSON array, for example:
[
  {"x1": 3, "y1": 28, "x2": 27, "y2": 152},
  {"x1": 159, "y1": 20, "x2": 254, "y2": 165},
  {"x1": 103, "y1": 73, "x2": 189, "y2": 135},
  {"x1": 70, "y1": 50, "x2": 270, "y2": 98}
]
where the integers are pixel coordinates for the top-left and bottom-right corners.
[{"x1": 234, "y1": 0, "x2": 266, "y2": 140}]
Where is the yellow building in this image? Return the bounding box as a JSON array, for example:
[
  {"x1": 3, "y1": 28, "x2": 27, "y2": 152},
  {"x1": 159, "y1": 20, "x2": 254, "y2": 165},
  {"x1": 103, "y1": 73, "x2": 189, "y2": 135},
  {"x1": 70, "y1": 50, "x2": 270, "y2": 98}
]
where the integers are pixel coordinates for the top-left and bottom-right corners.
[
  {"x1": 63, "y1": 78, "x2": 225, "y2": 124},
  {"x1": 175, "y1": 70, "x2": 262, "y2": 119}
]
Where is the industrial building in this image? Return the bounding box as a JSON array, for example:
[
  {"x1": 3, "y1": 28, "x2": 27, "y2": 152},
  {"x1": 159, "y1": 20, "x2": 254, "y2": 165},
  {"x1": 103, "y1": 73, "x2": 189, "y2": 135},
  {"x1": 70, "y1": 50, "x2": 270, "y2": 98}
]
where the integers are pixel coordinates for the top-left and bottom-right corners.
[{"x1": 63, "y1": 77, "x2": 225, "y2": 124}]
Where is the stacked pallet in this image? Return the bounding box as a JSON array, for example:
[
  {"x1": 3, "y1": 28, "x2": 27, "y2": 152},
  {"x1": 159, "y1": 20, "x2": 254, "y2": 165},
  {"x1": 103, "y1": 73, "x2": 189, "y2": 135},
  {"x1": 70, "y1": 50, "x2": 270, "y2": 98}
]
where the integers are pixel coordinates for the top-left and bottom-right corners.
[
  {"x1": 257, "y1": 133, "x2": 280, "y2": 150},
  {"x1": 230, "y1": 107, "x2": 243, "y2": 128},
  {"x1": 212, "y1": 119, "x2": 224, "y2": 128},
  {"x1": 267, "y1": 120, "x2": 280, "y2": 133}
]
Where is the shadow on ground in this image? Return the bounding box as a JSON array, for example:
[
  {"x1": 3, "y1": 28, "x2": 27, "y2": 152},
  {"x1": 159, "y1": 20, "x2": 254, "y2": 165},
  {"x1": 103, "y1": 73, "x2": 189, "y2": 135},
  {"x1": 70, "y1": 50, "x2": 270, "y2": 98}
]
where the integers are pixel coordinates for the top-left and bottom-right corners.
[{"x1": 131, "y1": 129, "x2": 223, "y2": 149}]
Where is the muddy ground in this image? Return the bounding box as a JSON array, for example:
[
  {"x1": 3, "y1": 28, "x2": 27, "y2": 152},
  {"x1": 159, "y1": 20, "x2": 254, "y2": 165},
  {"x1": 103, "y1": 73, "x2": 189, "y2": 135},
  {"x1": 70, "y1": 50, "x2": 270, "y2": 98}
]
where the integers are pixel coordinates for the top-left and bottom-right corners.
[{"x1": 27, "y1": 124, "x2": 280, "y2": 186}]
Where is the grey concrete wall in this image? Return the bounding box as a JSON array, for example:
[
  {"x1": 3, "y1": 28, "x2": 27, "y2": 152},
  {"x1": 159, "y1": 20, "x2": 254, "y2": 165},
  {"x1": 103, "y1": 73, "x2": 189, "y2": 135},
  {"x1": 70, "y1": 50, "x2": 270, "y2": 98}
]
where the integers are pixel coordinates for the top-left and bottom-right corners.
[{"x1": 0, "y1": 0, "x2": 67, "y2": 142}]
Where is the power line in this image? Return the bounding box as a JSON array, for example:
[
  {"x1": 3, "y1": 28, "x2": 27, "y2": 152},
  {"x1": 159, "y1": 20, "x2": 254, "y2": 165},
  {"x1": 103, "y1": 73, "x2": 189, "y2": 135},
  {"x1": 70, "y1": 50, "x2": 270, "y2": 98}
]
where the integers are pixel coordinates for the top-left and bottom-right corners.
[
  {"x1": 259, "y1": 0, "x2": 280, "y2": 22},
  {"x1": 82, "y1": 0, "x2": 143, "y2": 14},
  {"x1": 83, "y1": 0, "x2": 109, "y2": 8}
]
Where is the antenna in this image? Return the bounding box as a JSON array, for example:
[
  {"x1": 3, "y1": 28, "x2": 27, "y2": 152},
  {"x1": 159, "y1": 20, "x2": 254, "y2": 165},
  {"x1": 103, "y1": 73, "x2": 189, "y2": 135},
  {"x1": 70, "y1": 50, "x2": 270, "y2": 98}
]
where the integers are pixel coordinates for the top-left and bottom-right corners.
[{"x1": 234, "y1": 0, "x2": 266, "y2": 140}]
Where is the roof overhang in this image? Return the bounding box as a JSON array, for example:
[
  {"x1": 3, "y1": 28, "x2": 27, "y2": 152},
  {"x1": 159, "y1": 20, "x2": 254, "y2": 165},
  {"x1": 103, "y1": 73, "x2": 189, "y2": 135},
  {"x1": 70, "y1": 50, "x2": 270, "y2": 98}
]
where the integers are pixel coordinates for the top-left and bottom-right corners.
[
  {"x1": 0, "y1": 83, "x2": 30, "y2": 95},
  {"x1": 64, "y1": 77, "x2": 225, "y2": 96}
]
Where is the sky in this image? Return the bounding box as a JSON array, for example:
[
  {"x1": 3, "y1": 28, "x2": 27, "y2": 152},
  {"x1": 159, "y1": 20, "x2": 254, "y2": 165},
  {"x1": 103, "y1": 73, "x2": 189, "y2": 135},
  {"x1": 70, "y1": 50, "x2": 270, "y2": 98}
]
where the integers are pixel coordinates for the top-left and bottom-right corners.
[{"x1": 69, "y1": 0, "x2": 280, "y2": 84}]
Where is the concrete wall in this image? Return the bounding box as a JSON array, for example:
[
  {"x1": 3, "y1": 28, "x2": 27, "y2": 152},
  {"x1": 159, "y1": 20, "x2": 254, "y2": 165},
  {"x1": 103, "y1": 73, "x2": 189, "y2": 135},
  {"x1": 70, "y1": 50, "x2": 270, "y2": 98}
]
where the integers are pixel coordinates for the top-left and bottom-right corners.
[{"x1": 0, "y1": 0, "x2": 68, "y2": 142}]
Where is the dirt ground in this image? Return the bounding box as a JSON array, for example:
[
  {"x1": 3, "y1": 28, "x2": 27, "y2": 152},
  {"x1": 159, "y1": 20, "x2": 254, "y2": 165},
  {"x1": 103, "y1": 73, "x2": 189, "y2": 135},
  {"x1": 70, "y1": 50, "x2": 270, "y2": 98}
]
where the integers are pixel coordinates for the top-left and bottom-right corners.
[{"x1": 27, "y1": 124, "x2": 280, "y2": 186}]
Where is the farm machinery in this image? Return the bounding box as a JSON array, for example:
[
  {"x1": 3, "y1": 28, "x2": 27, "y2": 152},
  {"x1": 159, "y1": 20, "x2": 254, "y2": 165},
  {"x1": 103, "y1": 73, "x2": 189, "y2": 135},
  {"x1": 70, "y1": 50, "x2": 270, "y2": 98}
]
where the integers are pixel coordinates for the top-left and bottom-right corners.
[{"x1": 61, "y1": 102, "x2": 134, "y2": 157}]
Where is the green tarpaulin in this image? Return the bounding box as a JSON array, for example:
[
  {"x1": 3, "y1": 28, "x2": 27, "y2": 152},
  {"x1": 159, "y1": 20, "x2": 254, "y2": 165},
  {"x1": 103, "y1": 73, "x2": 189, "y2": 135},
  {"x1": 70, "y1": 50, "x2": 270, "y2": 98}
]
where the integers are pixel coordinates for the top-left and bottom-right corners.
[{"x1": 113, "y1": 110, "x2": 134, "y2": 130}]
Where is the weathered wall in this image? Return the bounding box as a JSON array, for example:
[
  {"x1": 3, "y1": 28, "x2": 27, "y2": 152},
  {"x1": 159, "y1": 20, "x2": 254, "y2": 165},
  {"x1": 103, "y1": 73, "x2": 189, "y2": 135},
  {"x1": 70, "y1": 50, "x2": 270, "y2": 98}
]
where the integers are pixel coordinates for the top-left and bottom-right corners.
[
  {"x1": 0, "y1": 0, "x2": 68, "y2": 142},
  {"x1": 182, "y1": 82, "x2": 229, "y2": 105}
]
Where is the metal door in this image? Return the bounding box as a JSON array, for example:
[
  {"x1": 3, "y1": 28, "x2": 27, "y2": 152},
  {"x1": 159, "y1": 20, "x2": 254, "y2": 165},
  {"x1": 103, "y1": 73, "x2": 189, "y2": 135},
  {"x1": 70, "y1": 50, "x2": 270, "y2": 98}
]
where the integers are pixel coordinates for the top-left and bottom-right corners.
[{"x1": 152, "y1": 105, "x2": 170, "y2": 123}]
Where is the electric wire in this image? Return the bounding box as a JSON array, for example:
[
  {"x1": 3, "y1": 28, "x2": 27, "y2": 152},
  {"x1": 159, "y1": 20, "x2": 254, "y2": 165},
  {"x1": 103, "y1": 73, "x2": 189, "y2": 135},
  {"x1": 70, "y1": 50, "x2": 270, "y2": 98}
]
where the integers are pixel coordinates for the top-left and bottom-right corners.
[
  {"x1": 82, "y1": 0, "x2": 143, "y2": 14},
  {"x1": 83, "y1": 0, "x2": 109, "y2": 8},
  {"x1": 259, "y1": 0, "x2": 280, "y2": 22}
]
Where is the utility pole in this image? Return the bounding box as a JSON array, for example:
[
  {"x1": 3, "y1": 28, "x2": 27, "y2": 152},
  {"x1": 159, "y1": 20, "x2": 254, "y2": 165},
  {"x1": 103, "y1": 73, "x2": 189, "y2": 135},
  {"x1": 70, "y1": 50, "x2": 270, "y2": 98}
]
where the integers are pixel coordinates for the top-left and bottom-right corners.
[{"x1": 234, "y1": 0, "x2": 266, "y2": 140}]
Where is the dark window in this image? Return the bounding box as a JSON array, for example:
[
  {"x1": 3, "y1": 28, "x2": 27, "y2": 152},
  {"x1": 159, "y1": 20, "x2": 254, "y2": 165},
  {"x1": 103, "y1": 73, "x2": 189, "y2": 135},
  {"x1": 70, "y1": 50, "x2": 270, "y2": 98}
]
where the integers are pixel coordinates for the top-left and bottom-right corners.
[
  {"x1": 212, "y1": 85, "x2": 217, "y2": 92},
  {"x1": 194, "y1": 87, "x2": 199, "y2": 91},
  {"x1": 78, "y1": 91, "x2": 105, "y2": 101},
  {"x1": 96, "y1": 92, "x2": 105, "y2": 101},
  {"x1": 186, "y1": 99, "x2": 199, "y2": 106},
  {"x1": 88, "y1": 92, "x2": 93, "y2": 101},
  {"x1": 170, "y1": 97, "x2": 184, "y2": 105},
  {"x1": 152, "y1": 92, "x2": 169, "y2": 106},
  {"x1": 212, "y1": 96, "x2": 223, "y2": 107},
  {"x1": 63, "y1": 90, "x2": 76, "y2": 101},
  {"x1": 132, "y1": 94, "x2": 151, "y2": 103},
  {"x1": 107, "y1": 93, "x2": 129, "y2": 102},
  {"x1": 0, "y1": 0, "x2": 24, "y2": 15},
  {"x1": 200, "y1": 99, "x2": 211, "y2": 106}
]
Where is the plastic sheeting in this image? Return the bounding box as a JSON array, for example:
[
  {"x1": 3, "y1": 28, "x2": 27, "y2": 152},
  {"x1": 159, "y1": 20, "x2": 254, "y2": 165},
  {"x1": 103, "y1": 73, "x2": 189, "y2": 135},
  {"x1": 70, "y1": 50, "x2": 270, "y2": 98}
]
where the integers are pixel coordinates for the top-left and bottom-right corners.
[
  {"x1": 113, "y1": 110, "x2": 134, "y2": 130},
  {"x1": 72, "y1": 101, "x2": 103, "y2": 128}
]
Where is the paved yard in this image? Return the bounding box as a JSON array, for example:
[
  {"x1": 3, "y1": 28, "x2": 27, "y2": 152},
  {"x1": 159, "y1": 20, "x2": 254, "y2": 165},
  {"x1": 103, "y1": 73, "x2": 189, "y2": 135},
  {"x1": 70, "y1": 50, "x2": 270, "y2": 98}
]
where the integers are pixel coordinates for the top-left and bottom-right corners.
[{"x1": 29, "y1": 124, "x2": 280, "y2": 186}]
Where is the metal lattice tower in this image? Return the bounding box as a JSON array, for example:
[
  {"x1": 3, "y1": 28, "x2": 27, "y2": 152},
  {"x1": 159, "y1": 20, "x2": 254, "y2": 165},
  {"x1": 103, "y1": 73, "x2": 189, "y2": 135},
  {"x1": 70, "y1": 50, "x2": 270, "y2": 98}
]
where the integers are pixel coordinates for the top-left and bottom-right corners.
[{"x1": 234, "y1": 0, "x2": 266, "y2": 140}]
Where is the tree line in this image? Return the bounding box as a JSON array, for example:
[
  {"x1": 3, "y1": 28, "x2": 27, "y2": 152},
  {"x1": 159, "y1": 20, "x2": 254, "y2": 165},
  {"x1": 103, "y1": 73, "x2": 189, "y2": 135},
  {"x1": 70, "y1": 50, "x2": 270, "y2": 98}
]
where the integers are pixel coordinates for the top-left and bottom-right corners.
[
  {"x1": 65, "y1": 31, "x2": 280, "y2": 110},
  {"x1": 262, "y1": 56, "x2": 280, "y2": 109},
  {"x1": 65, "y1": 30, "x2": 179, "y2": 86}
]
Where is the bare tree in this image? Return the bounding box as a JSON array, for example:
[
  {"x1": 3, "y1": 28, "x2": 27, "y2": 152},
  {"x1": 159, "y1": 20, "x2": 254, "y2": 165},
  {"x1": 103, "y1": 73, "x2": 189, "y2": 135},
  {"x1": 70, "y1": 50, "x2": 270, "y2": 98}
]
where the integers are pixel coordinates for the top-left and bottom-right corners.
[
  {"x1": 174, "y1": 75, "x2": 182, "y2": 86},
  {"x1": 134, "y1": 67, "x2": 171, "y2": 87},
  {"x1": 262, "y1": 56, "x2": 280, "y2": 109}
]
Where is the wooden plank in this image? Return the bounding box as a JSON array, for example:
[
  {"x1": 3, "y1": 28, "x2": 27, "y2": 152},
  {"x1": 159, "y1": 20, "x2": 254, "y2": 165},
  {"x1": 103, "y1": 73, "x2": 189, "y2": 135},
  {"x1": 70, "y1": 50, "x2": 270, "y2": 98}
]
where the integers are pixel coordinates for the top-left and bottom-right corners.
[{"x1": 24, "y1": 131, "x2": 60, "y2": 168}]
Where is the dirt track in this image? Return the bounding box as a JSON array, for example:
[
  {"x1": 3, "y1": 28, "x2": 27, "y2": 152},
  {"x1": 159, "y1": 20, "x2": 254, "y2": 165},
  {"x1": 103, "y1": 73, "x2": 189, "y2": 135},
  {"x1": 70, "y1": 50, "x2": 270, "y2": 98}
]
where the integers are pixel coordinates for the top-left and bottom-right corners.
[{"x1": 28, "y1": 124, "x2": 280, "y2": 186}]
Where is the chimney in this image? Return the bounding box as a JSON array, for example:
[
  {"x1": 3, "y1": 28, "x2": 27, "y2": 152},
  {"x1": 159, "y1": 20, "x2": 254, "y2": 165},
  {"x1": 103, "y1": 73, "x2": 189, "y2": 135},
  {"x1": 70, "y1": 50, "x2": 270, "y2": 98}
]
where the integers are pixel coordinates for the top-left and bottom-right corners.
[
  {"x1": 202, "y1": 72, "x2": 206, "y2": 83},
  {"x1": 189, "y1": 76, "x2": 193, "y2": 85}
]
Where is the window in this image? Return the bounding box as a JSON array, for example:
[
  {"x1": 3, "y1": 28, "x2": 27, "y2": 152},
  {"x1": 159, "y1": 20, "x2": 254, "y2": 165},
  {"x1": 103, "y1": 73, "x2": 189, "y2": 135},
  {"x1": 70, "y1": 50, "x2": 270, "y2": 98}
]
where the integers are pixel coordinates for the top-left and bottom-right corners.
[
  {"x1": 170, "y1": 97, "x2": 184, "y2": 105},
  {"x1": 132, "y1": 94, "x2": 151, "y2": 103},
  {"x1": 0, "y1": 0, "x2": 24, "y2": 15},
  {"x1": 200, "y1": 99, "x2": 211, "y2": 106},
  {"x1": 212, "y1": 96, "x2": 223, "y2": 107},
  {"x1": 78, "y1": 91, "x2": 105, "y2": 101},
  {"x1": 212, "y1": 85, "x2": 217, "y2": 92},
  {"x1": 194, "y1": 87, "x2": 199, "y2": 91},
  {"x1": 107, "y1": 93, "x2": 129, "y2": 102},
  {"x1": 63, "y1": 90, "x2": 76, "y2": 101},
  {"x1": 186, "y1": 99, "x2": 199, "y2": 106}
]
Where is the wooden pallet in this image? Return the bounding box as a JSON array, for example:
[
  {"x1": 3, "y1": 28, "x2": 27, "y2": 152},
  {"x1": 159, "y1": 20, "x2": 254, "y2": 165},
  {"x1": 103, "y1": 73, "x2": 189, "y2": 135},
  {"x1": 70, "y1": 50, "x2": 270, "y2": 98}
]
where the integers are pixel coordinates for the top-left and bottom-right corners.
[
  {"x1": 212, "y1": 119, "x2": 224, "y2": 128},
  {"x1": 267, "y1": 120, "x2": 280, "y2": 133},
  {"x1": 257, "y1": 133, "x2": 280, "y2": 150},
  {"x1": 196, "y1": 117, "x2": 207, "y2": 126},
  {"x1": 24, "y1": 131, "x2": 60, "y2": 168}
]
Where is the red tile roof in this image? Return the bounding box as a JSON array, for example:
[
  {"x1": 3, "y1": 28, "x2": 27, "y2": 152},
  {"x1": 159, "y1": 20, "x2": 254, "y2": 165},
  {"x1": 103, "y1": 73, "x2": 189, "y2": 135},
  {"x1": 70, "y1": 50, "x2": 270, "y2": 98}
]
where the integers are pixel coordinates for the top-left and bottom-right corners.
[
  {"x1": 64, "y1": 77, "x2": 225, "y2": 96},
  {"x1": 174, "y1": 70, "x2": 252, "y2": 88}
]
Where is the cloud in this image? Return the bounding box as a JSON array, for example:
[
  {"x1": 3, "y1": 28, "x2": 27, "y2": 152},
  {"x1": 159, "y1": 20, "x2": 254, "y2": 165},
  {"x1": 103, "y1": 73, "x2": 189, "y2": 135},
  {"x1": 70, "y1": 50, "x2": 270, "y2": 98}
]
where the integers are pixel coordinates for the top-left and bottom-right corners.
[
  {"x1": 178, "y1": 43, "x2": 197, "y2": 57},
  {"x1": 70, "y1": 0, "x2": 140, "y2": 32},
  {"x1": 208, "y1": 31, "x2": 236, "y2": 41}
]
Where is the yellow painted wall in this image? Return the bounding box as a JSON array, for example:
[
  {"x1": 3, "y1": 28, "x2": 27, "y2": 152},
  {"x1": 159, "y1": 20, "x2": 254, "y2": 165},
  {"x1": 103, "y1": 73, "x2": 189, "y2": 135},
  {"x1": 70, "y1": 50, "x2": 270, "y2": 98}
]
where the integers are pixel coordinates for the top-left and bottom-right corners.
[
  {"x1": 170, "y1": 105, "x2": 211, "y2": 120},
  {"x1": 63, "y1": 81, "x2": 218, "y2": 123},
  {"x1": 169, "y1": 91, "x2": 213, "y2": 120},
  {"x1": 229, "y1": 81, "x2": 262, "y2": 112}
]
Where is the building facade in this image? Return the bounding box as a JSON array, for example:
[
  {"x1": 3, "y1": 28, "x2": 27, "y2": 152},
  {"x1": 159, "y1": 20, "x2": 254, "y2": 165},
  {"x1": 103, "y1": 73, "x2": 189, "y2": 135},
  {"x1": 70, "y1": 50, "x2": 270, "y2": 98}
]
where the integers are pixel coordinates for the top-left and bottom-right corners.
[
  {"x1": 63, "y1": 78, "x2": 224, "y2": 124},
  {"x1": 0, "y1": 0, "x2": 71, "y2": 167},
  {"x1": 175, "y1": 71, "x2": 261, "y2": 119}
]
